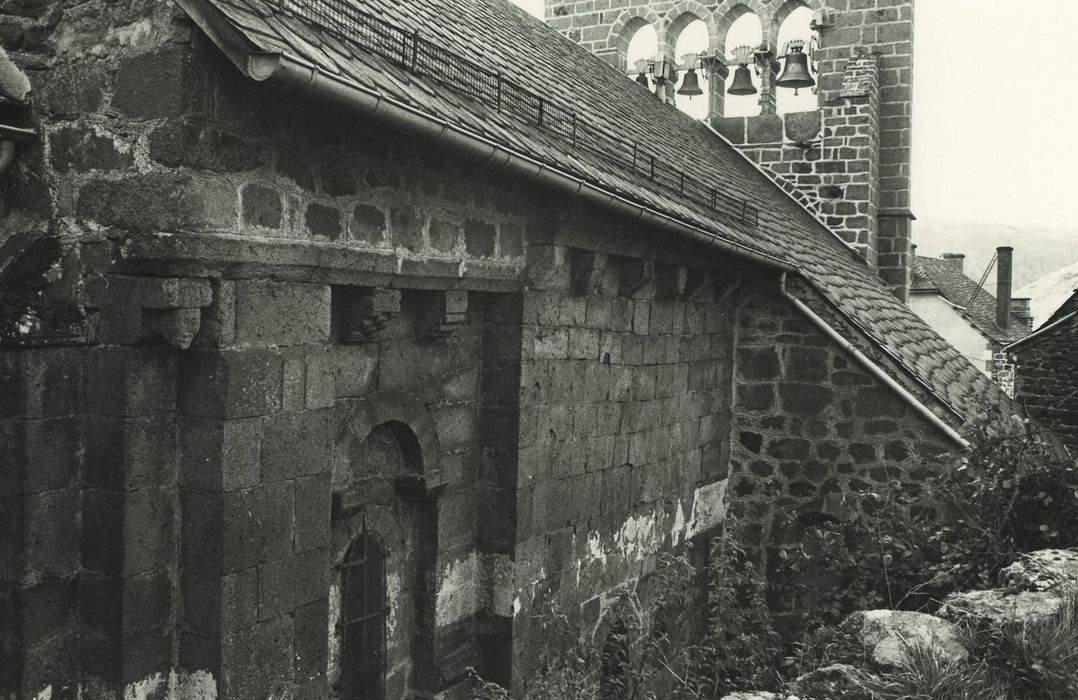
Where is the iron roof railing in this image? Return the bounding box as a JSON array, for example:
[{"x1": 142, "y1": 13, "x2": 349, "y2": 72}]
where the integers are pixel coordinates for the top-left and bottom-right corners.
[{"x1": 280, "y1": 0, "x2": 760, "y2": 228}]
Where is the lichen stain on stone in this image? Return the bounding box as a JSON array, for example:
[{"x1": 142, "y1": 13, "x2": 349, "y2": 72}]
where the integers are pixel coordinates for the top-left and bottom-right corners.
[
  {"x1": 107, "y1": 18, "x2": 156, "y2": 49},
  {"x1": 436, "y1": 552, "x2": 479, "y2": 627},
  {"x1": 386, "y1": 570, "x2": 402, "y2": 635},
  {"x1": 585, "y1": 530, "x2": 607, "y2": 567},
  {"x1": 480, "y1": 552, "x2": 515, "y2": 618},
  {"x1": 327, "y1": 580, "x2": 342, "y2": 684},
  {"x1": 571, "y1": 481, "x2": 728, "y2": 589},
  {"x1": 671, "y1": 500, "x2": 687, "y2": 547},
  {"x1": 614, "y1": 510, "x2": 661, "y2": 561},
  {"x1": 686, "y1": 479, "x2": 728, "y2": 539},
  {"x1": 115, "y1": 670, "x2": 217, "y2": 700}
]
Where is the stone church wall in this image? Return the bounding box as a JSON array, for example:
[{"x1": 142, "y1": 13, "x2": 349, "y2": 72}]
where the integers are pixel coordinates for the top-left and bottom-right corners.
[
  {"x1": 1, "y1": 2, "x2": 957, "y2": 697},
  {"x1": 730, "y1": 288, "x2": 956, "y2": 561}
]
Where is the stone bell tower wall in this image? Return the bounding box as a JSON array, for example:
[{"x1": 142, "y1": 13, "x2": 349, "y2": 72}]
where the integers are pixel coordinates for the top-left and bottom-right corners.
[{"x1": 544, "y1": 0, "x2": 915, "y2": 301}]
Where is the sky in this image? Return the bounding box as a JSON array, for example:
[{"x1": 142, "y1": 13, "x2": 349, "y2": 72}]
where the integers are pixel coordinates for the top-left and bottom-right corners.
[{"x1": 509, "y1": 0, "x2": 1078, "y2": 235}]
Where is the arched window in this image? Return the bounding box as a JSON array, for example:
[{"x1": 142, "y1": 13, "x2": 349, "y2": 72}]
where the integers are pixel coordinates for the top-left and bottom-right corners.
[
  {"x1": 722, "y1": 12, "x2": 763, "y2": 117},
  {"x1": 340, "y1": 533, "x2": 388, "y2": 699},
  {"x1": 776, "y1": 5, "x2": 816, "y2": 114},
  {"x1": 672, "y1": 18, "x2": 709, "y2": 120},
  {"x1": 625, "y1": 22, "x2": 658, "y2": 73}
]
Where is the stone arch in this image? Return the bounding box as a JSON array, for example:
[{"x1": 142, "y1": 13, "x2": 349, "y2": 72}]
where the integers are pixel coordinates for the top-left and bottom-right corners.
[
  {"x1": 607, "y1": 11, "x2": 661, "y2": 71},
  {"x1": 333, "y1": 390, "x2": 442, "y2": 492},
  {"x1": 715, "y1": 2, "x2": 766, "y2": 54},
  {"x1": 769, "y1": 0, "x2": 821, "y2": 44},
  {"x1": 663, "y1": 3, "x2": 719, "y2": 55},
  {"x1": 328, "y1": 390, "x2": 443, "y2": 696}
]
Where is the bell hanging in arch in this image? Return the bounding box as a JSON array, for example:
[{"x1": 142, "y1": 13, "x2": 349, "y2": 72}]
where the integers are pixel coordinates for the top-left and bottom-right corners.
[
  {"x1": 727, "y1": 64, "x2": 757, "y2": 96},
  {"x1": 775, "y1": 41, "x2": 815, "y2": 95},
  {"x1": 677, "y1": 68, "x2": 703, "y2": 98}
]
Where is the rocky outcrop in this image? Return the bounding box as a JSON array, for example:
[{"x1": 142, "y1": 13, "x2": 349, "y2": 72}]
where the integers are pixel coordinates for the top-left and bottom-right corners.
[
  {"x1": 1001, "y1": 549, "x2": 1078, "y2": 593},
  {"x1": 843, "y1": 610, "x2": 968, "y2": 667},
  {"x1": 941, "y1": 589, "x2": 1064, "y2": 625},
  {"x1": 941, "y1": 548, "x2": 1078, "y2": 625},
  {"x1": 789, "y1": 664, "x2": 880, "y2": 700}
]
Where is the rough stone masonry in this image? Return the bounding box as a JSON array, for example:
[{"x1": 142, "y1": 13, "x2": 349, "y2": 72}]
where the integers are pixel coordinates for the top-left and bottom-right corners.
[{"x1": 0, "y1": 0, "x2": 961, "y2": 698}]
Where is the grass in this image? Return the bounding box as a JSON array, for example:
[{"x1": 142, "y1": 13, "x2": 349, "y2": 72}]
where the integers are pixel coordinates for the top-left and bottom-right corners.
[{"x1": 863, "y1": 590, "x2": 1078, "y2": 700}]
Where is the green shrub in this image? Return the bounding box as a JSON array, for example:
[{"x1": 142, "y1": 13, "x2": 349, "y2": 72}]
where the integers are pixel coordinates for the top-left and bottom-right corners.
[{"x1": 776, "y1": 411, "x2": 1078, "y2": 626}]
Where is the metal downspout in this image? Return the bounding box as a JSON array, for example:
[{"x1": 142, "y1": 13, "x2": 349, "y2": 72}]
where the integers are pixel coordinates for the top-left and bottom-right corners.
[
  {"x1": 778, "y1": 272, "x2": 969, "y2": 449},
  {"x1": 245, "y1": 52, "x2": 795, "y2": 275},
  {"x1": 0, "y1": 140, "x2": 15, "y2": 177}
]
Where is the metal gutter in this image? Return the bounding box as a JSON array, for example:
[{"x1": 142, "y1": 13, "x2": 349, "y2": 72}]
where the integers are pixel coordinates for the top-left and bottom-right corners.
[
  {"x1": 1005, "y1": 311, "x2": 1076, "y2": 353},
  {"x1": 244, "y1": 51, "x2": 795, "y2": 275},
  {"x1": 779, "y1": 272, "x2": 969, "y2": 449}
]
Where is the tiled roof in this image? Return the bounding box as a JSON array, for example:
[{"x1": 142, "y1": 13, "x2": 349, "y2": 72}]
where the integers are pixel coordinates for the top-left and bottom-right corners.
[
  {"x1": 911, "y1": 256, "x2": 1030, "y2": 345},
  {"x1": 1044, "y1": 291, "x2": 1078, "y2": 327},
  {"x1": 180, "y1": 0, "x2": 1017, "y2": 426}
]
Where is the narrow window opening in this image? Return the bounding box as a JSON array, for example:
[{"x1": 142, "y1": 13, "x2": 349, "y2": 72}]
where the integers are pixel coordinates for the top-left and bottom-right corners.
[{"x1": 340, "y1": 533, "x2": 388, "y2": 699}]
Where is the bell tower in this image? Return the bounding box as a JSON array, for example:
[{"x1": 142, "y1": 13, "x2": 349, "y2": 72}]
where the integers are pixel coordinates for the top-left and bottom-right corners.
[{"x1": 544, "y1": 0, "x2": 916, "y2": 302}]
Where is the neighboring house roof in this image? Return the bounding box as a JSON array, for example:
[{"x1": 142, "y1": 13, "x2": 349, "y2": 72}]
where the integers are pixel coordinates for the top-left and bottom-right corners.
[
  {"x1": 178, "y1": 0, "x2": 1016, "y2": 426},
  {"x1": 911, "y1": 255, "x2": 1030, "y2": 345},
  {"x1": 1016, "y1": 261, "x2": 1078, "y2": 330},
  {"x1": 1007, "y1": 291, "x2": 1077, "y2": 353}
]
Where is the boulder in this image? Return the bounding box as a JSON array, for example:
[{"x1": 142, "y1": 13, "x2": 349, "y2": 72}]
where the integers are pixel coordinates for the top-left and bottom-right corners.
[
  {"x1": 1000, "y1": 549, "x2": 1078, "y2": 593},
  {"x1": 789, "y1": 664, "x2": 880, "y2": 700},
  {"x1": 941, "y1": 588, "x2": 1063, "y2": 625},
  {"x1": 843, "y1": 610, "x2": 968, "y2": 667}
]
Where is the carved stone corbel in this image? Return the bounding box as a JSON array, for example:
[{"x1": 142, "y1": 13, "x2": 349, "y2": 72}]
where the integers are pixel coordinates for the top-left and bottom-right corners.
[
  {"x1": 419, "y1": 290, "x2": 468, "y2": 340},
  {"x1": 682, "y1": 267, "x2": 714, "y2": 302},
  {"x1": 654, "y1": 263, "x2": 686, "y2": 300},
  {"x1": 336, "y1": 287, "x2": 401, "y2": 343},
  {"x1": 94, "y1": 276, "x2": 213, "y2": 349},
  {"x1": 568, "y1": 248, "x2": 607, "y2": 296},
  {"x1": 138, "y1": 278, "x2": 213, "y2": 349},
  {"x1": 618, "y1": 257, "x2": 654, "y2": 299}
]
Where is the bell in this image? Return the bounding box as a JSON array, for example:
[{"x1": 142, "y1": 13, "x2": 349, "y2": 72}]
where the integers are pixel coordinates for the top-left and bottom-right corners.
[
  {"x1": 775, "y1": 44, "x2": 815, "y2": 93},
  {"x1": 635, "y1": 72, "x2": 650, "y2": 88},
  {"x1": 677, "y1": 68, "x2": 703, "y2": 98},
  {"x1": 727, "y1": 64, "x2": 757, "y2": 96}
]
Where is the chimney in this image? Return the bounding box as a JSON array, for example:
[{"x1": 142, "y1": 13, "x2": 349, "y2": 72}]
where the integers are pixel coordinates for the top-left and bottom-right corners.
[
  {"x1": 996, "y1": 246, "x2": 1013, "y2": 330},
  {"x1": 941, "y1": 253, "x2": 965, "y2": 273},
  {"x1": 1010, "y1": 298, "x2": 1033, "y2": 332}
]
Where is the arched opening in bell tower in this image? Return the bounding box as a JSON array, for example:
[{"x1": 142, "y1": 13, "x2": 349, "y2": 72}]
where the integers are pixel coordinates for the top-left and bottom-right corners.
[
  {"x1": 721, "y1": 10, "x2": 763, "y2": 117},
  {"x1": 775, "y1": 3, "x2": 817, "y2": 114},
  {"x1": 671, "y1": 16, "x2": 710, "y2": 120},
  {"x1": 620, "y1": 18, "x2": 659, "y2": 75}
]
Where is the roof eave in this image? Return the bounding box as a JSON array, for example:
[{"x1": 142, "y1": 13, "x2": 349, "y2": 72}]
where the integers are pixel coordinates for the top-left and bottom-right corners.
[{"x1": 1006, "y1": 311, "x2": 1077, "y2": 352}]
